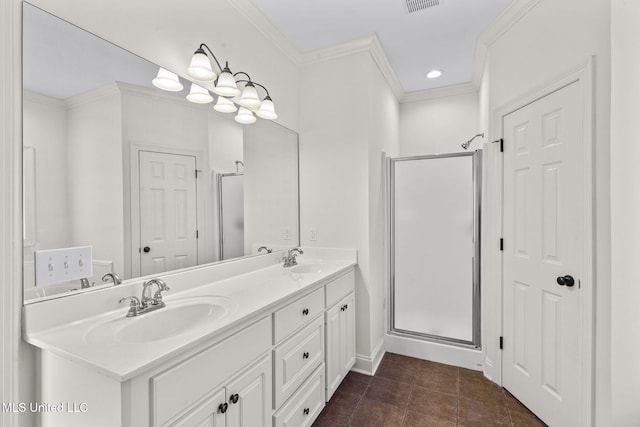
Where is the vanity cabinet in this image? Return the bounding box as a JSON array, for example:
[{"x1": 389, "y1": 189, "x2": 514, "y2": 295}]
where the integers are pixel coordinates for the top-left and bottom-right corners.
[
  {"x1": 324, "y1": 271, "x2": 356, "y2": 401},
  {"x1": 170, "y1": 355, "x2": 271, "y2": 427}
]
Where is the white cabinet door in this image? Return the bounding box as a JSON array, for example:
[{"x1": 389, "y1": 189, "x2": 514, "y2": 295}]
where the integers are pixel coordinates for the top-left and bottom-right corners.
[
  {"x1": 226, "y1": 355, "x2": 271, "y2": 427},
  {"x1": 325, "y1": 302, "x2": 342, "y2": 400},
  {"x1": 325, "y1": 292, "x2": 356, "y2": 401},
  {"x1": 341, "y1": 293, "x2": 356, "y2": 375},
  {"x1": 170, "y1": 388, "x2": 226, "y2": 427}
]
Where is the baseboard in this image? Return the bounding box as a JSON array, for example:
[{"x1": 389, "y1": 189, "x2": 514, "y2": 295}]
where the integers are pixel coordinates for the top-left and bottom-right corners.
[{"x1": 351, "y1": 339, "x2": 385, "y2": 376}]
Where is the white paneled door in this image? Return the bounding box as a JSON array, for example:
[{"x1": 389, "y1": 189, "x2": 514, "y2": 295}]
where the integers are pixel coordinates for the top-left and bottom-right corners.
[
  {"x1": 502, "y1": 81, "x2": 582, "y2": 426},
  {"x1": 139, "y1": 151, "x2": 198, "y2": 276}
]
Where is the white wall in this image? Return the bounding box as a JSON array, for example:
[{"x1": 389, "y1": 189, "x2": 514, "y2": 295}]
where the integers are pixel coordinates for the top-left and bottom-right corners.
[
  {"x1": 610, "y1": 1, "x2": 640, "y2": 425},
  {"x1": 479, "y1": 0, "x2": 611, "y2": 424},
  {"x1": 400, "y1": 90, "x2": 479, "y2": 156},
  {"x1": 299, "y1": 50, "x2": 399, "y2": 370},
  {"x1": 22, "y1": 91, "x2": 70, "y2": 258},
  {"x1": 66, "y1": 86, "x2": 125, "y2": 276}
]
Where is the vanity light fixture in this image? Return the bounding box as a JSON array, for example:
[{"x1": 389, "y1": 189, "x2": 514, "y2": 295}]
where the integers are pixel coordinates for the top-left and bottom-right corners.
[
  {"x1": 153, "y1": 42, "x2": 278, "y2": 123},
  {"x1": 152, "y1": 68, "x2": 184, "y2": 91}
]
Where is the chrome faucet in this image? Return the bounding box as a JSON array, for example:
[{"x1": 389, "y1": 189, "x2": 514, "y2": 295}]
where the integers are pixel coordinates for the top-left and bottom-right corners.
[
  {"x1": 102, "y1": 272, "x2": 123, "y2": 285},
  {"x1": 258, "y1": 246, "x2": 272, "y2": 254},
  {"x1": 283, "y1": 248, "x2": 304, "y2": 267},
  {"x1": 119, "y1": 278, "x2": 170, "y2": 317},
  {"x1": 79, "y1": 278, "x2": 93, "y2": 289}
]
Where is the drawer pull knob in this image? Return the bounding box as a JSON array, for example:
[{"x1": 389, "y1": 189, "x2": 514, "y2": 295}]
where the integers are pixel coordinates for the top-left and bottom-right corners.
[
  {"x1": 303, "y1": 407, "x2": 310, "y2": 415},
  {"x1": 303, "y1": 351, "x2": 310, "y2": 359},
  {"x1": 230, "y1": 393, "x2": 239, "y2": 404},
  {"x1": 218, "y1": 403, "x2": 228, "y2": 414},
  {"x1": 302, "y1": 308, "x2": 309, "y2": 316},
  {"x1": 345, "y1": 304, "x2": 349, "y2": 309}
]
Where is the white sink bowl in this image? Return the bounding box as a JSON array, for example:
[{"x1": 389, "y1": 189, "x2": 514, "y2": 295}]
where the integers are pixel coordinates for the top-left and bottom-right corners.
[
  {"x1": 84, "y1": 296, "x2": 235, "y2": 344},
  {"x1": 289, "y1": 264, "x2": 323, "y2": 274}
]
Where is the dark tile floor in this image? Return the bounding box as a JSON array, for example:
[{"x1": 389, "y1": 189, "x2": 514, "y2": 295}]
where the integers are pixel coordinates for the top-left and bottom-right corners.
[{"x1": 313, "y1": 352, "x2": 547, "y2": 427}]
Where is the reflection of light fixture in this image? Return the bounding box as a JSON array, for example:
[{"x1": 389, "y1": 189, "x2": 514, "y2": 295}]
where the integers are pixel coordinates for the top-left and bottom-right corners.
[
  {"x1": 213, "y1": 95, "x2": 238, "y2": 113},
  {"x1": 235, "y1": 107, "x2": 256, "y2": 124},
  {"x1": 152, "y1": 42, "x2": 278, "y2": 123},
  {"x1": 186, "y1": 83, "x2": 213, "y2": 103},
  {"x1": 426, "y1": 69, "x2": 442, "y2": 79},
  {"x1": 152, "y1": 68, "x2": 183, "y2": 91}
]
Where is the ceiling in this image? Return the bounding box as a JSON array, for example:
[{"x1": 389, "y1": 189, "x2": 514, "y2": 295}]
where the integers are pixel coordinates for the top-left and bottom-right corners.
[{"x1": 247, "y1": 0, "x2": 513, "y2": 93}]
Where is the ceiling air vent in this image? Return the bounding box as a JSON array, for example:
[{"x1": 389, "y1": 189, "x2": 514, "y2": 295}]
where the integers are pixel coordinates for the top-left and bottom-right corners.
[{"x1": 404, "y1": 0, "x2": 440, "y2": 14}]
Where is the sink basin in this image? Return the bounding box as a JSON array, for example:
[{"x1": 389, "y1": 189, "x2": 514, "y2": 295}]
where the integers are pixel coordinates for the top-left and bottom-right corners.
[
  {"x1": 84, "y1": 296, "x2": 235, "y2": 344},
  {"x1": 289, "y1": 264, "x2": 323, "y2": 274}
]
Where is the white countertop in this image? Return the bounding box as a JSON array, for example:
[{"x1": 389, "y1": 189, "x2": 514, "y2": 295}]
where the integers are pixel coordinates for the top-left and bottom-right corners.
[{"x1": 23, "y1": 249, "x2": 356, "y2": 382}]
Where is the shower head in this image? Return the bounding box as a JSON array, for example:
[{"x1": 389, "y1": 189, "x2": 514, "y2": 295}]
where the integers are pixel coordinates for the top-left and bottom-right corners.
[{"x1": 462, "y1": 133, "x2": 484, "y2": 150}]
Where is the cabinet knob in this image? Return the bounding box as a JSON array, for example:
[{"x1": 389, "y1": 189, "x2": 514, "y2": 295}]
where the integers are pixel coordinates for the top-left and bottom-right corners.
[
  {"x1": 303, "y1": 351, "x2": 310, "y2": 359},
  {"x1": 229, "y1": 393, "x2": 239, "y2": 404},
  {"x1": 303, "y1": 407, "x2": 310, "y2": 415},
  {"x1": 556, "y1": 275, "x2": 575, "y2": 287},
  {"x1": 218, "y1": 403, "x2": 228, "y2": 414},
  {"x1": 302, "y1": 308, "x2": 309, "y2": 316},
  {"x1": 143, "y1": 246, "x2": 151, "y2": 253}
]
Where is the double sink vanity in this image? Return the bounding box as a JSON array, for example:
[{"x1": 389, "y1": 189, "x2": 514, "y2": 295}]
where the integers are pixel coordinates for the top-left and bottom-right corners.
[{"x1": 23, "y1": 247, "x2": 357, "y2": 427}]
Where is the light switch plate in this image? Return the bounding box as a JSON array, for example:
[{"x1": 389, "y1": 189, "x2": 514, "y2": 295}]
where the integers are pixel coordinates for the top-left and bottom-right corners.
[
  {"x1": 34, "y1": 246, "x2": 93, "y2": 287},
  {"x1": 283, "y1": 226, "x2": 291, "y2": 241}
]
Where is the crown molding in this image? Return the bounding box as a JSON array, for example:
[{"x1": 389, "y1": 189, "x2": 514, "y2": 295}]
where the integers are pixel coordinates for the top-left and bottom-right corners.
[
  {"x1": 23, "y1": 90, "x2": 67, "y2": 108},
  {"x1": 299, "y1": 34, "x2": 404, "y2": 98},
  {"x1": 400, "y1": 82, "x2": 477, "y2": 103},
  {"x1": 472, "y1": 0, "x2": 542, "y2": 87},
  {"x1": 65, "y1": 83, "x2": 121, "y2": 109},
  {"x1": 225, "y1": 0, "x2": 302, "y2": 66}
]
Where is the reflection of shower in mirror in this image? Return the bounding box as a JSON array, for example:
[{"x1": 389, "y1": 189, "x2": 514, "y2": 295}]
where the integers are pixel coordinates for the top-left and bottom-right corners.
[{"x1": 235, "y1": 160, "x2": 244, "y2": 174}]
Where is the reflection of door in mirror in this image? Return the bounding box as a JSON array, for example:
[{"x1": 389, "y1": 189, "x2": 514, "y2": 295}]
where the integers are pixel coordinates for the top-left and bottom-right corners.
[{"x1": 138, "y1": 151, "x2": 198, "y2": 276}]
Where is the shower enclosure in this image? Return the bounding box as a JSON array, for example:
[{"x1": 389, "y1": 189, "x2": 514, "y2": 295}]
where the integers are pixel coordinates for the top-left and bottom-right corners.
[
  {"x1": 218, "y1": 173, "x2": 244, "y2": 260},
  {"x1": 388, "y1": 151, "x2": 481, "y2": 349}
]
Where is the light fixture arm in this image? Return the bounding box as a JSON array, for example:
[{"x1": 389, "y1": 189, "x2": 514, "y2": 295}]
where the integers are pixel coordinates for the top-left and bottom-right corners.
[{"x1": 199, "y1": 43, "x2": 224, "y2": 73}]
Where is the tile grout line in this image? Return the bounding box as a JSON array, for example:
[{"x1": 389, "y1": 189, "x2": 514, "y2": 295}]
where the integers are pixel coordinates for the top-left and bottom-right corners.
[
  {"x1": 400, "y1": 370, "x2": 417, "y2": 426},
  {"x1": 346, "y1": 375, "x2": 372, "y2": 426}
]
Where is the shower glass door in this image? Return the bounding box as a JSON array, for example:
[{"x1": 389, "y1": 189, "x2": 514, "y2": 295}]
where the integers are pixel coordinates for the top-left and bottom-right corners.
[{"x1": 389, "y1": 151, "x2": 481, "y2": 348}]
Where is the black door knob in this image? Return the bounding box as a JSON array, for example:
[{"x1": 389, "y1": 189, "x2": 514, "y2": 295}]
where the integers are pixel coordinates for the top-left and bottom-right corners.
[
  {"x1": 143, "y1": 246, "x2": 151, "y2": 253},
  {"x1": 556, "y1": 275, "x2": 575, "y2": 287},
  {"x1": 229, "y1": 393, "x2": 239, "y2": 404},
  {"x1": 218, "y1": 403, "x2": 228, "y2": 413}
]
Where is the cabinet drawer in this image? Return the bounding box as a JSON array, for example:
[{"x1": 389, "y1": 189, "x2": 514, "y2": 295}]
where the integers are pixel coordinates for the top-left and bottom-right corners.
[
  {"x1": 151, "y1": 317, "x2": 271, "y2": 427},
  {"x1": 325, "y1": 270, "x2": 355, "y2": 308},
  {"x1": 273, "y1": 287, "x2": 324, "y2": 343},
  {"x1": 273, "y1": 364, "x2": 325, "y2": 427},
  {"x1": 273, "y1": 316, "x2": 324, "y2": 409}
]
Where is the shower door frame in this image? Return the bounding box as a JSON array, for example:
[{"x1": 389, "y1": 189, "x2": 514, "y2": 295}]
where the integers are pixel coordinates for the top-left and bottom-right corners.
[{"x1": 387, "y1": 151, "x2": 482, "y2": 349}]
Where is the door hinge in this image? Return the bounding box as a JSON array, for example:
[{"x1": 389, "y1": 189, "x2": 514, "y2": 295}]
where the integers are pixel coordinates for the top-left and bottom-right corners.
[
  {"x1": 195, "y1": 169, "x2": 202, "y2": 178},
  {"x1": 499, "y1": 336, "x2": 503, "y2": 350},
  {"x1": 196, "y1": 230, "x2": 199, "y2": 239},
  {"x1": 500, "y1": 238, "x2": 504, "y2": 251},
  {"x1": 492, "y1": 138, "x2": 504, "y2": 152}
]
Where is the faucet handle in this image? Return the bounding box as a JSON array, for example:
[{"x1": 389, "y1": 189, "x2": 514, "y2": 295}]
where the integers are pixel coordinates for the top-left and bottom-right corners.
[{"x1": 119, "y1": 296, "x2": 141, "y2": 317}]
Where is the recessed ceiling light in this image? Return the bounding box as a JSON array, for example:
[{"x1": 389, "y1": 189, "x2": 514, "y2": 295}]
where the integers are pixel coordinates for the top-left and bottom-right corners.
[{"x1": 426, "y1": 70, "x2": 442, "y2": 79}]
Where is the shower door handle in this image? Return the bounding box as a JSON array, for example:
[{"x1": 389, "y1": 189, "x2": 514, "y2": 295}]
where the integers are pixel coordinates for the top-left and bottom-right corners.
[{"x1": 556, "y1": 275, "x2": 575, "y2": 287}]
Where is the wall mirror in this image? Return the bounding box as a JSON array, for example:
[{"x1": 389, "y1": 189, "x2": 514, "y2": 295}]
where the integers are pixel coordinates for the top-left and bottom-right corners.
[{"x1": 22, "y1": 3, "x2": 299, "y2": 303}]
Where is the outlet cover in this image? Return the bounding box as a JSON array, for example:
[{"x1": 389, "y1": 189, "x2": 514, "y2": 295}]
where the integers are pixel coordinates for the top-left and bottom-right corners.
[{"x1": 35, "y1": 246, "x2": 93, "y2": 287}]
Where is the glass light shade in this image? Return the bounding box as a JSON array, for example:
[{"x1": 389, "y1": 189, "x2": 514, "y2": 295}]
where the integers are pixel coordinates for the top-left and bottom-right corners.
[
  {"x1": 212, "y1": 68, "x2": 241, "y2": 97},
  {"x1": 426, "y1": 70, "x2": 442, "y2": 79},
  {"x1": 186, "y1": 83, "x2": 213, "y2": 104},
  {"x1": 256, "y1": 97, "x2": 278, "y2": 120},
  {"x1": 187, "y1": 51, "x2": 216, "y2": 81},
  {"x1": 238, "y1": 83, "x2": 261, "y2": 107},
  {"x1": 213, "y1": 96, "x2": 238, "y2": 113},
  {"x1": 234, "y1": 107, "x2": 256, "y2": 124},
  {"x1": 152, "y1": 68, "x2": 183, "y2": 92}
]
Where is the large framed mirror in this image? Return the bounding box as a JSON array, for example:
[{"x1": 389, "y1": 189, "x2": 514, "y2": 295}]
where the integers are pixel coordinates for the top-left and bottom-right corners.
[{"x1": 22, "y1": 2, "x2": 299, "y2": 303}]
